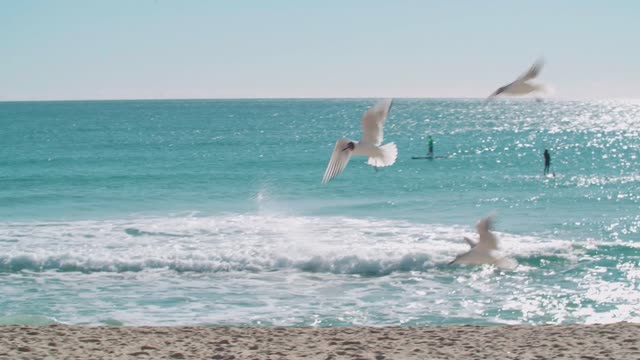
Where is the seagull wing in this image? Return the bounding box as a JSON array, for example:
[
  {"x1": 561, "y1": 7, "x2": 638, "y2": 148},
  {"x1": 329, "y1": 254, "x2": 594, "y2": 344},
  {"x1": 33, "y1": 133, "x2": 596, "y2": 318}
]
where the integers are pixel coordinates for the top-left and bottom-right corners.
[
  {"x1": 488, "y1": 59, "x2": 544, "y2": 98},
  {"x1": 449, "y1": 249, "x2": 474, "y2": 265},
  {"x1": 488, "y1": 84, "x2": 510, "y2": 98},
  {"x1": 475, "y1": 215, "x2": 498, "y2": 251},
  {"x1": 321, "y1": 138, "x2": 353, "y2": 184},
  {"x1": 516, "y1": 58, "x2": 544, "y2": 83},
  {"x1": 360, "y1": 99, "x2": 393, "y2": 145},
  {"x1": 463, "y1": 236, "x2": 477, "y2": 248}
]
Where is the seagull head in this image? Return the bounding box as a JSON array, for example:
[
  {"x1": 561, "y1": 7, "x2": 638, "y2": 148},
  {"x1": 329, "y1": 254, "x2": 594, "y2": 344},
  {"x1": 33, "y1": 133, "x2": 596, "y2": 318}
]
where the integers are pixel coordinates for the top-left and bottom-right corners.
[{"x1": 342, "y1": 142, "x2": 355, "y2": 151}]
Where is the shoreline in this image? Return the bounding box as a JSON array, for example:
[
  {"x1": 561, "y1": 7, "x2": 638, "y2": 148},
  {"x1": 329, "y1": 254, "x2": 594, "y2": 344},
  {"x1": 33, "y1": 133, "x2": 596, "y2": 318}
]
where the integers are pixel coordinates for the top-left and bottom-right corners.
[{"x1": 1, "y1": 323, "x2": 639, "y2": 359}]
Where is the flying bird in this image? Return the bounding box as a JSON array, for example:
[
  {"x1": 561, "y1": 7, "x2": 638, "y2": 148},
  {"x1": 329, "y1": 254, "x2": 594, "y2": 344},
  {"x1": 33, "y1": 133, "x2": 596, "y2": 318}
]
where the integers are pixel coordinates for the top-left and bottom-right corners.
[
  {"x1": 449, "y1": 215, "x2": 516, "y2": 268},
  {"x1": 488, "y1": 59, "x2": 546, "y2": 98},
  {"x1": 321, "y1": 99, "x2": 397, "y2": 184}
]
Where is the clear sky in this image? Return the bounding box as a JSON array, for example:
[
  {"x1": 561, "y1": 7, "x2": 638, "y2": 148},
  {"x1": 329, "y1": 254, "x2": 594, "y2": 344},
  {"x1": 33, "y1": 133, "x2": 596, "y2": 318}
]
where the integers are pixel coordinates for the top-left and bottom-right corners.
[{"x1": 1, "y1": 0, "x2": 639, "y2": 100}]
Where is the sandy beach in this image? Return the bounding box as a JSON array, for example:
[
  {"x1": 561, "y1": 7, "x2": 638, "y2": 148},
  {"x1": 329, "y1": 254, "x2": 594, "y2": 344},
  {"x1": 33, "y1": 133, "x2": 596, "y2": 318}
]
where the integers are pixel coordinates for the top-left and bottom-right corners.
[{"x1": 0, "y1": 323, "x2": 638, "y2": 359}]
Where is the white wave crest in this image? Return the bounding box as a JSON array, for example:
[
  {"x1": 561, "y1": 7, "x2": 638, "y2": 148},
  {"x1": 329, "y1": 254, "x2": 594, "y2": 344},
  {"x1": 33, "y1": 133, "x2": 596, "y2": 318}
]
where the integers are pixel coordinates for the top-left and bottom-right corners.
[{"x1": 0, "y1": 214, "x2": 575, "y2": 274}]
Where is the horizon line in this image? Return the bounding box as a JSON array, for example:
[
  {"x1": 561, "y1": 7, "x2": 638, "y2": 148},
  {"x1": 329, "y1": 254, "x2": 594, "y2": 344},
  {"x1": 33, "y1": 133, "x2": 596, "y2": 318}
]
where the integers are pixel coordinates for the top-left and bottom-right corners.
[{"x1": 0, "y1": 95, "x2": 633, "y2": 103}]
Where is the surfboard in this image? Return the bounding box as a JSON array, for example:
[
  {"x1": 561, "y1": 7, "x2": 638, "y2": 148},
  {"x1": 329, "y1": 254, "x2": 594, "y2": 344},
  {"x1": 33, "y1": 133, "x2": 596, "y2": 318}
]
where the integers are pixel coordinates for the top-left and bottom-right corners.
[
  {"x1": 539, "y1": 173, "x2": 560, "y2": 180},
  {"x1": 411, "y1": 156, "x2": 448, "y2": 159}
]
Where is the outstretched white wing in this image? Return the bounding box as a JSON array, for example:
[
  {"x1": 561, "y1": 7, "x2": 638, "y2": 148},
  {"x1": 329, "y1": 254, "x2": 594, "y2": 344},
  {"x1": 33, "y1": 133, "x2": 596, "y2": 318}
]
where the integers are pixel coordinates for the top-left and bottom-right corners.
[
  {"x1": 475, "y1": 215, "x2": 498, "y2": 251},
  {"x1": 463, "y1": 236, "x2": 477, "y2": 248},
  {"x1": 488, "y1": 59, "x2": 544, "y2": 98},
  {"x1": 321, "y1": 138, "x2": 353, "y2": 184},
  {"x1": 360, "y1": 99, "x2": 393, "y2": 145},
  {"x1": 488, "y1": 84, "x2": 509, "y2": 98},
  {"x1": 516, "y1": 58, "x2": 544, "y2": 83}
]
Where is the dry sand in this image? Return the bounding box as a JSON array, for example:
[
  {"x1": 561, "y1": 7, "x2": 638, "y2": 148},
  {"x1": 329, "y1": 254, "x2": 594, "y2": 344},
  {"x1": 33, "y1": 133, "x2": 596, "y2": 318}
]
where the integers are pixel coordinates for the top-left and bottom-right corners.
[{"x1": 1, "y1": 323, "x2": 639, "y2": 359}]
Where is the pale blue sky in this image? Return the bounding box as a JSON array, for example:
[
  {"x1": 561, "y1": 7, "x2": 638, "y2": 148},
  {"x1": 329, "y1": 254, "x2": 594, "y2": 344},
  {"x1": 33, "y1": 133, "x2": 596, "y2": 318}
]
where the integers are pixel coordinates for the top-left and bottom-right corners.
[{"x1": 1, "y1": 0, "x2": 639, "y2": 100}]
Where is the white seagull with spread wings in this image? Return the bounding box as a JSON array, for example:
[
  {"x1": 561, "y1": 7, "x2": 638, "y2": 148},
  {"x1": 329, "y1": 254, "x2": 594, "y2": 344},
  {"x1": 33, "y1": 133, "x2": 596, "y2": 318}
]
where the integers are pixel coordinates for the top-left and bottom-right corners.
[
  {"x1": 321, "y1": 99, "x2": 397, "y2": 184},
  {"x1": 449, "y1": 215, "x2": 517, "y2": 268},
  {"x1": 489, "y1": 59, "x2": 546, "y2": 98}
]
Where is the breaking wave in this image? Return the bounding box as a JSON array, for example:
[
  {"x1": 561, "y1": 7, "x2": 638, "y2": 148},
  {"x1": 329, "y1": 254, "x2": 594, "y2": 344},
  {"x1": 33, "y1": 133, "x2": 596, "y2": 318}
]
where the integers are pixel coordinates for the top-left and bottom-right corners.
[{"x1": 0, "y1": 214, "x2": 585, "y2": 275}]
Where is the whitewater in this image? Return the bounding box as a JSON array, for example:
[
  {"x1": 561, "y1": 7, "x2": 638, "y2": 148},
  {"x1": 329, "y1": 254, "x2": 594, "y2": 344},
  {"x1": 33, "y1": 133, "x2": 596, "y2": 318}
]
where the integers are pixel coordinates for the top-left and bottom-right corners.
[{"x1": 1, "y1": 99, "x2": 640, "y2": 326}]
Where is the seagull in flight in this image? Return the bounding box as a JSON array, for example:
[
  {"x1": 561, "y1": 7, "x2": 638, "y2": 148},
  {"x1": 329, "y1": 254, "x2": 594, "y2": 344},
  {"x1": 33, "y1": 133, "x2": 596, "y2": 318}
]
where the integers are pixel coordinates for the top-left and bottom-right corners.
[
  {"x1": 449, "y1": 215, "x2": 516, "y2": 268},
  {"x1": 321, "y1": 99, "x2": 397, "y2": 184},
  {"x1": 488, "y1": 59, "x2": 546, "y2": 98}
]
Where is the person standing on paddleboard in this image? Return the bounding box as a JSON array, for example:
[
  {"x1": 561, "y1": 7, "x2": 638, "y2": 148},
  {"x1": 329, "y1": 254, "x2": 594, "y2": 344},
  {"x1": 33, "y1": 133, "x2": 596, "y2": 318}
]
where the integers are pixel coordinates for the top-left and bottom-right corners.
[
  {"x1": 543, "y1": 149, "x2": 551, "y2": 175},
  {"x1": 427, "y1": 135, "x2": 434, "y2": 157}
]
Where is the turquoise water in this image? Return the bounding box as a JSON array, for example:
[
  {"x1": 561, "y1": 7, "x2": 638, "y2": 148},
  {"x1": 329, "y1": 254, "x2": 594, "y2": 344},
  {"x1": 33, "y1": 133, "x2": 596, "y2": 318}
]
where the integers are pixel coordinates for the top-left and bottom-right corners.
[{"x1": 1, "y1": 99, "x2": 640, "y2": 326}]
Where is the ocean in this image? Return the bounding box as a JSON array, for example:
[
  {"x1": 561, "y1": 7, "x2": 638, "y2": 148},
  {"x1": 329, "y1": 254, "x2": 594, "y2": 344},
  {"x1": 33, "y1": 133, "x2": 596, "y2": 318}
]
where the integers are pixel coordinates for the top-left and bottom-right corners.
[{"x1": 1, "y1": 99, "x2": 639, "y2": 326}]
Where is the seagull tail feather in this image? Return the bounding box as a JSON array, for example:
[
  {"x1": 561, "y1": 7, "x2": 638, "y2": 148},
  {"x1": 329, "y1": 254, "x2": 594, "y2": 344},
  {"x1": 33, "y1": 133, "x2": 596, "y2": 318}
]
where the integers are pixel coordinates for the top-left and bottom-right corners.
[{"x1": 367, "y1": 142, "x2": 397, "y2": 168}]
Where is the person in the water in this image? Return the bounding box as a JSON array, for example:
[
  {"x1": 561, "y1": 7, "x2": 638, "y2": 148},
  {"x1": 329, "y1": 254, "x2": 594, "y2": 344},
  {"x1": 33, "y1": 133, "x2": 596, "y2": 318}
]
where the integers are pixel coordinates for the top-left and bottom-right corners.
[
  {"x1": 544, "y1": 149, "x2": 551, "y2": 175},
  {"x1": 427, "y1": 135, "x2": 434, "y2": 157}
]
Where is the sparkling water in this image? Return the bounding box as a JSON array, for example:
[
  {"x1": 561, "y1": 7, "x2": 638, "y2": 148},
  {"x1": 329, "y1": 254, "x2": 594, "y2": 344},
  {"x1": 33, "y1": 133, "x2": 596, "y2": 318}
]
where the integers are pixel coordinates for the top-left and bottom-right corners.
[{"x1": 1, "y1": 99, "x2": 639, "y2": 326}]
